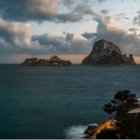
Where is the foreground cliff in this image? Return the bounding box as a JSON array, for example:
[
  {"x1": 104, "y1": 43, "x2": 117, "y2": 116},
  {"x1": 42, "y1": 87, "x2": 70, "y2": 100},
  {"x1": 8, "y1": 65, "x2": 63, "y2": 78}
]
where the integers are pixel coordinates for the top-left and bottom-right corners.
[
  {"x1": 21, "y1": 55, "x2": 72, "y2": 66},
  {"x1": 82, "y1": 39, "x2": 136, "y2": 65}
]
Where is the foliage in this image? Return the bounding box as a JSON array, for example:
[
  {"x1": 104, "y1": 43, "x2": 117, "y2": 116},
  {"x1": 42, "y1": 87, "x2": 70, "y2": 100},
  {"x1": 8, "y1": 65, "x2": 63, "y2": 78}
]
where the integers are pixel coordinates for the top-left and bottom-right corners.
[
  {"x1": 103, "y1": 90, "x2": 140, "y2": 138},
  {"x1": 103, "y1": 90, "x2": 139, "y2": 121}
]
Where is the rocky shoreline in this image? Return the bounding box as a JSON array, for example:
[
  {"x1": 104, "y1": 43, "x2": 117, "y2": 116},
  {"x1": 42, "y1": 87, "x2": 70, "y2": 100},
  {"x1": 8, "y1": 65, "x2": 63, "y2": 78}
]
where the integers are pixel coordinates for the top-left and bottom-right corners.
[{"x1": 81, "y1": 90, "x2": 140, "y2": 139}]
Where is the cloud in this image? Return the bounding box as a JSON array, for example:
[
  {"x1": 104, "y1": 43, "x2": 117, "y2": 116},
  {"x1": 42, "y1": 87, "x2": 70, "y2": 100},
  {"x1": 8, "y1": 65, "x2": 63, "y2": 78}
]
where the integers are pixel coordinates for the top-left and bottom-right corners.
[
  {"x1": 62, "y1": 0, "x2": 74, "y2": 6},
  {"x1": 98, "y1": 0, "x2": 106, "y2": 2},
  {"x1": 0, "y1": 0, "x2": 58, "y2": 22},
  {"x1": 31, "y1": 33, "x2": 90, "y2": 54},
  {"x1": 66, "y1": 33, "x2": 74, "y2": 41},
  {"x1": 5, "y1": 0, "x2": 57, "y2": 22},
  {"x1": 101, "y1": 9, "x2": 109, "y2": 15},
  {"x1": 74, "y1": 4, "x2": 94, "y2": 15},
  {"x1": 0, "y1": 18, "x2": 31, "y2": 48},
  {"x1": 55, "y1": 13, "x2": 83, "y2": 23},
  {"x1": 129, "y1": 28, "x2": 139, "y2": 34},
  {"x1": 0, "y1": 17, "x2": 91, "y2": 55},
  {"x1": 0, "y1": 0, "x2": 140, "y2": 58},
  {"x1": 115, "y1": 13, "x2": 129, "y2": 21},
  {"x1": 82, "y1": 15, "x2": 140, "y2": 56},
  {"x1": 81, "y1": 32, "x2": 95, "y2": 40},
  {"x1": 133, "y1": 11, "x2": 140, "y2": 25},
  {"x1": 0, "y1": 0, "x2": 95, "y2": 23},
  {"x1": 55, "y1": 2, "x2": 96, "y2": 23},
  {"x1": 54, "y1": 4, "x2": 95, "y2": 23}
]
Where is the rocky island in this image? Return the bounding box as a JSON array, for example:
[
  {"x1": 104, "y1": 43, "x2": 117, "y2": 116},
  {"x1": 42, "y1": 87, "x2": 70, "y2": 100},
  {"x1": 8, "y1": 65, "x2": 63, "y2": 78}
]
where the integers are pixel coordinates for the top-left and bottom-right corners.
[
  {"x1": 21, "y1": 55, "x2": 72, "y2": 66},
  {"x1": 82, "y1": 39, "x2": 136, "y2": 65}
]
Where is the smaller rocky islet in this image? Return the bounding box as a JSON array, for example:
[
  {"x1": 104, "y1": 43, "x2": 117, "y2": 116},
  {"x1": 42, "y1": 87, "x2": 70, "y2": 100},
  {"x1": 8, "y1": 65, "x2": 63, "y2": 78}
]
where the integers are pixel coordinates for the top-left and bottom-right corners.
[{"x1": 21, "y1": 55, "x2": 72, "y2": 66}]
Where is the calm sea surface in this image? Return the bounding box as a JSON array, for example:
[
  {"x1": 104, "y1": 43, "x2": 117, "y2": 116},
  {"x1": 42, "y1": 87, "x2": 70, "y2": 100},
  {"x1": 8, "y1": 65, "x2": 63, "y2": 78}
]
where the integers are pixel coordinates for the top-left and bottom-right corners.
[{"x1": 0, "y1": 64, "x2": 140, "y2": 138}]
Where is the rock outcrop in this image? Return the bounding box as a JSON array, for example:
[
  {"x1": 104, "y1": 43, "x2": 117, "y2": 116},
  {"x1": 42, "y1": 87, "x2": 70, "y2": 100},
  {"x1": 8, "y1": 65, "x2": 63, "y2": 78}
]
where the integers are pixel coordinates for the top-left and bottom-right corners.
[
  {"x1": 84, "y1": 119, "x2": 119, "y2": 139},
  {"x1": 21, "y1": 55, "x2": 72, "y2": 66},
  {"x1": 82, "y1": 39, "x2": 136, "y2": 65}
]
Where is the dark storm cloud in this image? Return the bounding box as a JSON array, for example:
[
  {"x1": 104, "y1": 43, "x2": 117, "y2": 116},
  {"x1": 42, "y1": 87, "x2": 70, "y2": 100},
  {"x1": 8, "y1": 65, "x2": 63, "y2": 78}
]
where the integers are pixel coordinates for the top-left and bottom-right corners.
[
  {"x1": 0, "y1": 0, "x2": 58, "y2": 22},
  {"x1": 0, "y1": 0, "x2": 95, "y2": 23}
]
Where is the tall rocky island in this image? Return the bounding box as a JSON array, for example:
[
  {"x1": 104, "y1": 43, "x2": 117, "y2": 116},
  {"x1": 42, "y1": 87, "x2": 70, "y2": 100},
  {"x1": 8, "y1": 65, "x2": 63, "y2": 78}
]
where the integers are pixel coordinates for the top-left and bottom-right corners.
[
  {"x1": 82, "y1": 39, "x2": 136, "y2": 65},
  {"x1": 21, "y1": 55, "x2": 72, "y2": 66}
]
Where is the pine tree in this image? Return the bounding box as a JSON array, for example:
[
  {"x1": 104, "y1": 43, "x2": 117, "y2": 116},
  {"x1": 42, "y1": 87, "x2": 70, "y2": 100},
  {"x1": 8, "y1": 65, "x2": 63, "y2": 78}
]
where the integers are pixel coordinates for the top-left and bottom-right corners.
[
  {"x1": 103, "y1": 90, "x2": 139, "y2": 121},
  {"x1": 103, "y1": 90, "x2": 140, "y2": 138}
]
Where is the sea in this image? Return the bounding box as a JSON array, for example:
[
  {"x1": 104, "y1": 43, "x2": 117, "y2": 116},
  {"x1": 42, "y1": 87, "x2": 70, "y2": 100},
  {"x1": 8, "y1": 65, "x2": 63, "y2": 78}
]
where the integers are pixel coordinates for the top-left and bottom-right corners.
[{"x1": 0, "y1": 64, "x2": 140, "y2": 139}]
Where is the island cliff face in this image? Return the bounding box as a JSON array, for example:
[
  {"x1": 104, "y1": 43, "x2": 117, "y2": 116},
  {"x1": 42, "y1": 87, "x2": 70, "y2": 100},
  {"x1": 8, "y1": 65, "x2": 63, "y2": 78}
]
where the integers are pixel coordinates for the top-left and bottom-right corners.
[
  {"x1": 82, "y1": 39, "x2": 136, "y2": 65},
  {"x1": 21, "y1": 55, "x2": 72, "y2": 66}
]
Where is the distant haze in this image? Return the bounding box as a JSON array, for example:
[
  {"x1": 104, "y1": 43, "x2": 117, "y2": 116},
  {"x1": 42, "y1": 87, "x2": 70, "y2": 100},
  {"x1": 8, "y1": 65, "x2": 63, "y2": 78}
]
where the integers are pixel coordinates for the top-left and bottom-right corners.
[{"x1": 0, "y1": 54, "x2": 140, "y2": 64}]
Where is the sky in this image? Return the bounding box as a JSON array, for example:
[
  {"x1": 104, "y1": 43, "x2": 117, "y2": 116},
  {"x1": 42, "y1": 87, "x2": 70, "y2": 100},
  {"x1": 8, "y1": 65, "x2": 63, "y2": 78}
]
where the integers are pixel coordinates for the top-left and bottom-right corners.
[{"x1": 0, "y1": 0, "x2": 140, "y2": 63}]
